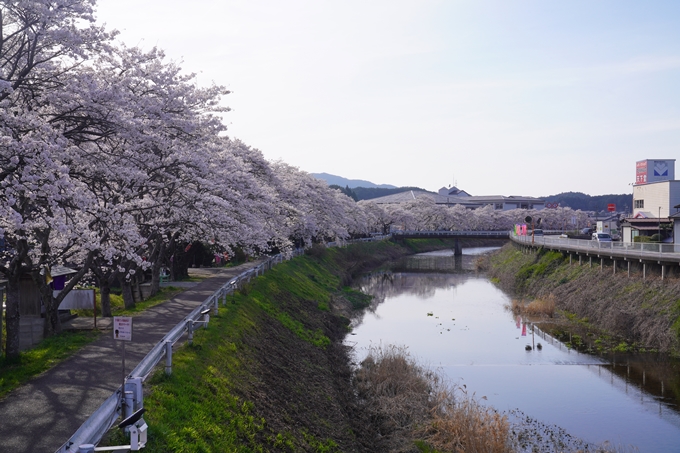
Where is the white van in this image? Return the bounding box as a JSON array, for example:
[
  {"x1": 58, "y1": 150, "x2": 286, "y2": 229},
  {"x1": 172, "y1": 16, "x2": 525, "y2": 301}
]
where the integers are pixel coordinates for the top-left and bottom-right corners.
[{"x1": 592, "y1": 232, "x2": 612, "y2": 242}]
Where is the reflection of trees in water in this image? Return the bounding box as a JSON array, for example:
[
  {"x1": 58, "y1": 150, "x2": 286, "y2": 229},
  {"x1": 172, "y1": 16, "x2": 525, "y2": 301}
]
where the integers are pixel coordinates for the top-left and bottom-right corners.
[
  {"x1": 354, "y1": 254, "x2": 480, "y2": 317},
  {"x1": 357, "y1": 271, "x2": 473, "y2": 314}
]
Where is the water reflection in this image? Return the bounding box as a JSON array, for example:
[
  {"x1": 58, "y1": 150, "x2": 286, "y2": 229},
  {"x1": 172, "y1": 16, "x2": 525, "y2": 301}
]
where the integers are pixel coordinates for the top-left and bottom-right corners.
[
  {"x1": 356, "y1": 247, "x2": 498, "y2": 316},
  {"x1": 356, "y1": 272, "x2": 474, "y2": 318},
  {"x1": 349, "y1": 247, "x2": 680, "y2": 452}
]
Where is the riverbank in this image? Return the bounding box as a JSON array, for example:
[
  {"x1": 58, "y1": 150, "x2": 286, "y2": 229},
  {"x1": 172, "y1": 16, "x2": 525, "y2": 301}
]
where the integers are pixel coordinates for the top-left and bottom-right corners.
[
  {"x1": 107, "y1": 238, "x2": 487, "y2": 453},
  {"x1": 485, "y1": 243, "x2": 680, "y2": 356}
]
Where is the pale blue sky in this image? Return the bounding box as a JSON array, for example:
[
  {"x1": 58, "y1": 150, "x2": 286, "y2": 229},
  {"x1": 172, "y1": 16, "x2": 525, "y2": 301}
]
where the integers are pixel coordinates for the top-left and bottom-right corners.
[{"x1": 96, "y1": 0, "x2": 680, "y2": 197}]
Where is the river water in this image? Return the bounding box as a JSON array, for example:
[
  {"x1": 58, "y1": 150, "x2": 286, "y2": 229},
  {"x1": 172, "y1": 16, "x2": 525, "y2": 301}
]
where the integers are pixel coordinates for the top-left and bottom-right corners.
[{"x1": 347, "y1": 248, "x2": 680, "y2": 452}]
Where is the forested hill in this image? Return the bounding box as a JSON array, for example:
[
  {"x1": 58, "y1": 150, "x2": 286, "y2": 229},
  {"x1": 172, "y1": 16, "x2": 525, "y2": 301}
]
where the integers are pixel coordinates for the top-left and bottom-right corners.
[{"x1": 542, "y1": 192, "x2": 632, "y2": 212}]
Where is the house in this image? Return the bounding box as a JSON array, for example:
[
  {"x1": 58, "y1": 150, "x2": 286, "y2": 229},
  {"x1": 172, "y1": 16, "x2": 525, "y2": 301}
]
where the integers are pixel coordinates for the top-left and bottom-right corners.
[{"x1": 620, "y1": 217, "x2": 672, "y2": 243}]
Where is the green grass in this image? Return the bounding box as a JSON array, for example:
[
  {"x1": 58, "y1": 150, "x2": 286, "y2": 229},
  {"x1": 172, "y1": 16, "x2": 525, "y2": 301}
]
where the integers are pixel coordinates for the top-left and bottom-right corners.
[
  {"x1": 239, "y1": 258, "x2": 338, "y2": 349},
  {"x1": 107, "y1": 254, "x2": 352, "y2": 452},
  {"x1": 0, "y1": 285, "x2": 188, "y2": 399},
  {"x1": 0, "y1": 330, "x2": 101, "y2": 398},
  {"x1": 341, "y1": 287, "x2": 373, "y2": 309}
]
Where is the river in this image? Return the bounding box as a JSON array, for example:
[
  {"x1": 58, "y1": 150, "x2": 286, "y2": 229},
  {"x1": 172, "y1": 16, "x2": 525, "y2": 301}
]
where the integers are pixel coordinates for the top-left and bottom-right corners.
[{"x1": 347, "y1": 247, "x2": 680, "y2": 452}]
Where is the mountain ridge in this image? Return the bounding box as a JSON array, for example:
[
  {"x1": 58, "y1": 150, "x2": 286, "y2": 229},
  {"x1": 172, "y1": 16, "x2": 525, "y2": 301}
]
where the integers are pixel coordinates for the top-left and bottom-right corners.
[{"x1": 312, "y1": 172, "x2": 396, "y2": 189}]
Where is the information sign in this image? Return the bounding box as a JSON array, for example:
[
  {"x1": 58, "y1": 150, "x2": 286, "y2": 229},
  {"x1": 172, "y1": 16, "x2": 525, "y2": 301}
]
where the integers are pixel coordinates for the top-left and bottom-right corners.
[
  {"x1": 607, "y1": 204, "x2": 616, "y2": 212},
  {"x1": 113, "y1": 316, "x2": 132, "y2": 341}
]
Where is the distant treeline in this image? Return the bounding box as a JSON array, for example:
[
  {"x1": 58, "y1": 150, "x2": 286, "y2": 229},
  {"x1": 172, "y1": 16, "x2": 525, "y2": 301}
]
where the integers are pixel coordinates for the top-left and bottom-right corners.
[
  {"x1": 543, "y1": 192, "x2": 632, "y2": 213},
  {"x1": 330, "y1": 185, "x2": 432, "y2": 201}
]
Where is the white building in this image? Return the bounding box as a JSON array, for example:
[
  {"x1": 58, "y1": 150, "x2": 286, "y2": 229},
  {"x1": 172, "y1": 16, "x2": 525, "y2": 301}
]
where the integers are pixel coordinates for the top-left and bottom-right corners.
[
  {"x1": 632, "y1": 159, "x2": 679, "y2": 218},
  {"x1": 624, "y1": 158, "x2": 679, "y2": 243}
]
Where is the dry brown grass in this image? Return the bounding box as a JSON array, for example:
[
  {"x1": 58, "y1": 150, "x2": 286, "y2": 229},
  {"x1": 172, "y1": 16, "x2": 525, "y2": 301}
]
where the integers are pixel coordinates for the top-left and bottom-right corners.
[
  {"x1": 511, "y1": 294, "x2": 556, "y2": 318},
  {"x1": 354, "y1": 344, "x2": 436, "y2": 451},
  {"x1": 354, "y1": 344, "x2": 512, "y2": 453},
  {"x1": 417, "y1": 385, "x2": 511, "y2": 453}
]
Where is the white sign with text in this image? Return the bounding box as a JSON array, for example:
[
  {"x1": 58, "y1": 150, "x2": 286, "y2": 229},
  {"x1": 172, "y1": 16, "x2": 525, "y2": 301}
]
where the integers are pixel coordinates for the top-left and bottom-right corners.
[{"x1": 113, "y1": 316, "x2": 132, "y2": 341}]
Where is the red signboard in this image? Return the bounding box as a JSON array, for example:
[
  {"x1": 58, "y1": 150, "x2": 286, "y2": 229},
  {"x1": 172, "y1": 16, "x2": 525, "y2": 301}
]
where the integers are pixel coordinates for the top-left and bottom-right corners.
[
  {"x1": 607, "y1": 204, "x2": 616, "y2": 212},
  {"x1": 636, "y1": 161, "x2": 647, "y2": 184}
]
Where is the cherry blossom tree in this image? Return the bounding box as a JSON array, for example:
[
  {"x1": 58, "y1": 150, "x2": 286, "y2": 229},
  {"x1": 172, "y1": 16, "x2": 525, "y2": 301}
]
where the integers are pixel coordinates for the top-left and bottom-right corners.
[{"x1": 0, "y1": 0, "x2": 115, "y2": 357}]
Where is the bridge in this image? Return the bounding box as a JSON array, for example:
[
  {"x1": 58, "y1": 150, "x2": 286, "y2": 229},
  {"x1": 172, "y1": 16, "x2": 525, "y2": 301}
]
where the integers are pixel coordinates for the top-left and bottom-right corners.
[
  {"x1": 390, "y1": 230, "x2": 680, "y2": 278},
  {"x1": 511, "y1": 234, "x2": 680, "y2": 280},
  {"x1": 391, "y1": 230, "x2": 509, "y2": 239},
  {"x1": 391, "y1": 230, "x2": 508, "y2": 255}
]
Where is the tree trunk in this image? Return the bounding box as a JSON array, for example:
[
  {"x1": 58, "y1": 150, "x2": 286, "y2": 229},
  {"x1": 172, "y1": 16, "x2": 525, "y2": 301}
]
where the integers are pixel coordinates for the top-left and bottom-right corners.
[
  {"x1": 122, "y1": 278, "x2": 135, "y2": 310},
  {"x1": 100, "y1": 281, "x2": 112, "y2": 317},
  {"x1": 91, "y1": 260, "x2": 118, "y2": 318},
  {"x1": 3, "y1": 239, "x2": 31, "y2": 359},
  {"x1": 149, "y1": 237, "x2": 167, "y2": 297},
  {"x1": 133, "y1": 271, "x2": 143, "y2": 302},
  {"x1": 4, "y1": 281, "x2": 21, "y2": 359},
  {"x1": 40, "y1": 276, "x2": 62, "y2": 338},
  {"x1": 0, "y1": 287, "x2": 3, "y2": 357}
]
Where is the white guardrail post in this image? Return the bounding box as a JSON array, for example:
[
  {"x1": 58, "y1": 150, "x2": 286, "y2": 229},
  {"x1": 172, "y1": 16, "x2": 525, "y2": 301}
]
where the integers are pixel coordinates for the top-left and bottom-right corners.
[{"x1": 164, "y1": 341, "x2": 173, "y2": 376}]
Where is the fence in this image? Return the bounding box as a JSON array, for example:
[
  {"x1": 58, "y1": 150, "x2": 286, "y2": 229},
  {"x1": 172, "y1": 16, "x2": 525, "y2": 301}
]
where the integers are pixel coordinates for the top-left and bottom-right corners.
[
  {"x1": 511, "y1": 233, "x2": 680, "y2": 262},
  {"x1": 57, "y1": 235, "x2": 390, "y2": 453}
]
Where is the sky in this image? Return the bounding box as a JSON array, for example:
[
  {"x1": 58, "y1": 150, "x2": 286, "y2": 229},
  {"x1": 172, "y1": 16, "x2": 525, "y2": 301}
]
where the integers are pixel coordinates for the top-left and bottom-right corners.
[{"x1": 94, "y1": 0, "x2": 680, "y2": 197}]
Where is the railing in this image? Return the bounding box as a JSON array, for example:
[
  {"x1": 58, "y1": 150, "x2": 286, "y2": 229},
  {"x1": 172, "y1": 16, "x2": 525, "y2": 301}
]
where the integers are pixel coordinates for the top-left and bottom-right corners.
[
  {"x1": 511, "y1": 234, "x2": 680, "y2": 262},
  {"x1": 391, "y1": 230, "x2": 509, "y2": 238},
  {"x1": 325, "y1": 234, "x2": 391, "y2": 247},
  {"x1": 56, "y1": 250, "x2": 305, "y2": 453},
  {"x1": 58, "y1": 234, "x2": 392, "y2": 453}
]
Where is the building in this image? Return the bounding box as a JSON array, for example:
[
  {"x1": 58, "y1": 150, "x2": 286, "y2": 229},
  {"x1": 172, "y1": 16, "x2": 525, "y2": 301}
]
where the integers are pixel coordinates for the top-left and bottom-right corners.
[
  {"x1": 620, "y1": 217, "x2": 672, "y2": 243},
  {"x1": 626, "y1": 158, "x2": 679, "y2": 243},
  {"x1": 632, "y1": 159, "x2": 679, "y2": 218},
  {"x1": 369, "y1": 186, "x2": 545, "y2": 210}
]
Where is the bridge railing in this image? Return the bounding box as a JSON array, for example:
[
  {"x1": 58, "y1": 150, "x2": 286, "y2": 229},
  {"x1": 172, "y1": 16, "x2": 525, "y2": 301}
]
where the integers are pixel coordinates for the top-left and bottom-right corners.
[{"x1": 391, "y1": 230, "x2": 509, "y2": 237}]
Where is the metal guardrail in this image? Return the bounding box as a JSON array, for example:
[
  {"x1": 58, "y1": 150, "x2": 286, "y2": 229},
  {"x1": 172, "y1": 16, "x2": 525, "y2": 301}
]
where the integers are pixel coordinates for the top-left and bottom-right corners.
[
  {"x1": 57, "y1": 235, "x2": 391, "y2": 452},
  {"x1": 56, "y1": 250, "x2": 304, "y2": 453},
  {"x1": 511, "y1": 234, "x2": 680, "y2": 263}
]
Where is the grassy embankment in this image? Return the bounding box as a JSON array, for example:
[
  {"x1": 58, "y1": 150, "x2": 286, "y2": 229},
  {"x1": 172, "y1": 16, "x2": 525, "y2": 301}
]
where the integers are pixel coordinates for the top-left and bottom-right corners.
[
  {"x1": 486, "y1": 243, "x2": 680, "y2": 356},
  {"x1": 104, "y1": 238, "x2": 515, "y2": 453}
]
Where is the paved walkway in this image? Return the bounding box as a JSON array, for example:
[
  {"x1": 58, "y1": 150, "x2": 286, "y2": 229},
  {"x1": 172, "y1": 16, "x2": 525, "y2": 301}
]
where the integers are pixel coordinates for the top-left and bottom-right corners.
[{"x1": 0, "y1": 263, "x2": 261, "y2": 453}]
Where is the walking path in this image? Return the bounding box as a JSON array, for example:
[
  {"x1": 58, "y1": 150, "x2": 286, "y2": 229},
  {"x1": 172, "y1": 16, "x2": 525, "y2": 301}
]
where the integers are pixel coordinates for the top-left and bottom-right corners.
[{"x1": 0, "y1": 263, "x2": 261, "y2": 453}]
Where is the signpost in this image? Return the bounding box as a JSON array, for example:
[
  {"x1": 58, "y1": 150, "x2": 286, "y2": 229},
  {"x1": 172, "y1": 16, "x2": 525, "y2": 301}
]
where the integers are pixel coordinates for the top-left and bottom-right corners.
[
  {"x1": 608, "y1": 204, "x2": 616, "y2": 212},
  {"x1": 525, "y1": 216, "x2": 534, "y2": 244},
  {"x1": 114, "y1": 316, "x2": 133, "y2": 410}
]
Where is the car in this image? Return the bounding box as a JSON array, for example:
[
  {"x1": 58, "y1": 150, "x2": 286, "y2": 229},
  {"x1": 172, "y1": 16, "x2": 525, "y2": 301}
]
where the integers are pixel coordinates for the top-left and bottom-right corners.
[
  {"x1": 558, "y1": 233, "x2": 568, "y2": 238},
  {"x1": 592, "y1": 232, "x2": 612, "y2": 242},
  {"x1": 581, "y1": 227, "x2": 594, "y2": 235},
  {"x1": 532, "y1": 229, "x2": 544, "y2": 236}
]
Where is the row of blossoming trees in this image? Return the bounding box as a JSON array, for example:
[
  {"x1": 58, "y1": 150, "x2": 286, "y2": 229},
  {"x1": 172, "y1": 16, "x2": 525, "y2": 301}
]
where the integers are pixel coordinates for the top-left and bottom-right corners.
[{"x1": 0, "y1": 0, "x2": 590, "y2": 359}]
